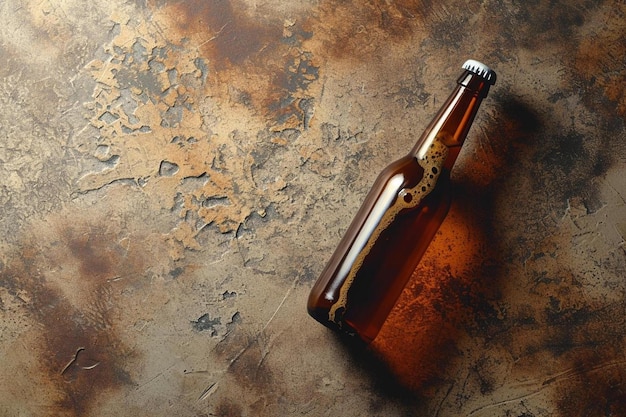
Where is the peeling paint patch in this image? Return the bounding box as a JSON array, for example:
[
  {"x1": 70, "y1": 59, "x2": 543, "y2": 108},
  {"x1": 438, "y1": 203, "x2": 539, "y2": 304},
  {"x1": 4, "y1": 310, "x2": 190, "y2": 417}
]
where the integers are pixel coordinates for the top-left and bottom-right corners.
[
  {"x1": 192, "y1": 313, "x2": 222, "y2": 335},
  {"x1": 79, "y1": 6, "x2": 319, "y2": 245}
]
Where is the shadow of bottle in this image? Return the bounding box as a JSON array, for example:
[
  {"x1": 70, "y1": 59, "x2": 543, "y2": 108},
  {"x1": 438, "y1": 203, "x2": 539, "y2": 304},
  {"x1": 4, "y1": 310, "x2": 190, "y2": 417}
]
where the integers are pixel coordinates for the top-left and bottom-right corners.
[{"x1": 330, "y1": 94, "x2": 545, "y2": 408}]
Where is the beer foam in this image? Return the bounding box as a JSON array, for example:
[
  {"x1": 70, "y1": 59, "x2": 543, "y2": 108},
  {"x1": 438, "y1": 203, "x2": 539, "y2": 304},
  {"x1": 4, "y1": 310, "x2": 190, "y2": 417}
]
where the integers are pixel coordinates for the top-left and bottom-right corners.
[{"x1": 329, "y1": 139, "x2": 449, "y2": 325}]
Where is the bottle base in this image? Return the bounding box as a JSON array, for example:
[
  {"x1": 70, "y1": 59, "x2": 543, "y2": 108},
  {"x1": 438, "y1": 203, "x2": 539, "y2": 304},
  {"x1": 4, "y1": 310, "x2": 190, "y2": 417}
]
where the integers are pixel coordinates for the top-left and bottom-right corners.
[{"x1": 307, "y1": 306, "x2": 376, "y2": 344}]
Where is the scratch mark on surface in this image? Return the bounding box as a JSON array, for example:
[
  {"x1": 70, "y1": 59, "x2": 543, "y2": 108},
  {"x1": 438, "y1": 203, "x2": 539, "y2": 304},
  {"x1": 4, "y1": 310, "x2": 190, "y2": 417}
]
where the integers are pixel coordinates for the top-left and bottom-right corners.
[
  {"x1": 605, "y1": 176, "x2": 626, "y2": 207},
  {"x1": 137, "y1": 362, "x2": 177, "y2": 390},
  {"x1": 467, "y1": 389, "x2": 545, "y2": 416},
  {"x1": 433, "y1": 382, "x2": 455, "y2": 417},
  {"x1": 81, "y1": 362, "x2": 101, "y2": 370},
  {"x1": 60, "y1": 347, "x2": 86, "y2": 375},
  {"x1": 206, "y1": 250, "x2": 231, "y2": 266},
  {"x1": 468, "y1": 359, "x2": 626, "y2": 416},
  {"x1": 197, "y1": 381, "x2": 218, "y2": 402},
  {"x1": 261, "y1": 276, "x2": 299, "y2": 333},
  {"x1": 198, "y1": 23, "x2": 229, "y2": 48}
]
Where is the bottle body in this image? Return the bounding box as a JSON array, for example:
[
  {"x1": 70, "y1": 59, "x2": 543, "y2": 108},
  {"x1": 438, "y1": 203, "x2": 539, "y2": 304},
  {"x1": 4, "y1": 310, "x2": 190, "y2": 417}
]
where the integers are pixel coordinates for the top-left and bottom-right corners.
[
  {"x1": 307, "y1": 60, "x2": 496, "y2": 343},
  {"x1": 308, "y1": 155, "x2": 453, "y2": 342}
]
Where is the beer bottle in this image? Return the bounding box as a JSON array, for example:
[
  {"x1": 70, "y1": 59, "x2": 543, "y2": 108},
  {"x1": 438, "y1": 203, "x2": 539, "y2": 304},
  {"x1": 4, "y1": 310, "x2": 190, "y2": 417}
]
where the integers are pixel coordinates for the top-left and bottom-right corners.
[{"x1": 307, "y1": 59, "x2": 496, "y2": 343}]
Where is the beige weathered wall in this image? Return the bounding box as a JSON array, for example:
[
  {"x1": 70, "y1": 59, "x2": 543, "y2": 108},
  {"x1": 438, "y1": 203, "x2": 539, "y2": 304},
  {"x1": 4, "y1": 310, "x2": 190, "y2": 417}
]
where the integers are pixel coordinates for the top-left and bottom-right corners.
[{"x1": 1, "y1": 1, "x2": 625, "y2": 416}]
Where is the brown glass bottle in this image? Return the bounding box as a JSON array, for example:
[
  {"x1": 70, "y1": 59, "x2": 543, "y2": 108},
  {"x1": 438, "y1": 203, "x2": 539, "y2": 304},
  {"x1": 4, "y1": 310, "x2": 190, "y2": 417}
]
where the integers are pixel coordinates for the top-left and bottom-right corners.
[{"x1": 307, "y1": 60, "x2": 496, "y2": 343}]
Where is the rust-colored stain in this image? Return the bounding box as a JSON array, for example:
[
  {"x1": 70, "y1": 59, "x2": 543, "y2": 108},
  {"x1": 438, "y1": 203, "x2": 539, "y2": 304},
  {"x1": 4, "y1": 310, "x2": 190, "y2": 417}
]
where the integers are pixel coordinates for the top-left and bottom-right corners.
[
  {"x1": 0, "y1": 214, "x2": 145, "y2": 415},
  {"x1": 160, "y1": 0, "x2": 321, "y2": 129},
  {"x1": 168, "y1": 0, "x2": 282, "y2": 67},
  {"x1": 573, "y1": 3, "x2": 626, "y2": 118},
  {"x1": 1, "y1": 0, "x2": 625, "y2": 416}
]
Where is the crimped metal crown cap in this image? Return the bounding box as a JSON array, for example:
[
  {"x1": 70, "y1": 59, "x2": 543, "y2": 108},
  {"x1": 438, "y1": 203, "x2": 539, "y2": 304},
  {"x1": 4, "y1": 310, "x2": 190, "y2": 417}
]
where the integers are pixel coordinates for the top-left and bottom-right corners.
[{"x1": 462, "y1": 59, "x2": 497, "y2": 85}]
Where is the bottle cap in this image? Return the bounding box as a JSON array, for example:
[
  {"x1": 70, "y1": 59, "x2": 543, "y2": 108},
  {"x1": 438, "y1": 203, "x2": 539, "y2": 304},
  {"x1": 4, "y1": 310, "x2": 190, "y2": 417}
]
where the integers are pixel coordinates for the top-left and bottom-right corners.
[{"x1": 462, "y1": 59, "x2": 497, "y2": 85}]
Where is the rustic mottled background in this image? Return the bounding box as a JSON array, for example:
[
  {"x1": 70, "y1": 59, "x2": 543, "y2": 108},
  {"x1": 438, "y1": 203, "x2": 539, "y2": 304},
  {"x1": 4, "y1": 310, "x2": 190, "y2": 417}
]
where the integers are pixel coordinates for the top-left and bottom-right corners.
[{"x1": 1, "y1": 1, "x2": 625, "y2": 416}]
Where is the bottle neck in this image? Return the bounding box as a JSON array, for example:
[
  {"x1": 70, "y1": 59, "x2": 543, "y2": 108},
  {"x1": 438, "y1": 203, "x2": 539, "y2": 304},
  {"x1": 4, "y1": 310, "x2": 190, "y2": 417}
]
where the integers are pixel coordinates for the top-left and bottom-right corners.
[{"x1": 410, "y1": 70, "x2": 491, "y2": 170}]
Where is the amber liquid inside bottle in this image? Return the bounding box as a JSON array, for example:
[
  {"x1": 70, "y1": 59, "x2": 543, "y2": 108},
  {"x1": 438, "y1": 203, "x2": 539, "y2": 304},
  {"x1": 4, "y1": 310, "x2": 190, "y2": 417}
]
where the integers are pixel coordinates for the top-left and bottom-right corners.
[{"x1": 307, "y1": 62, "x2": 495, "y2": 343}]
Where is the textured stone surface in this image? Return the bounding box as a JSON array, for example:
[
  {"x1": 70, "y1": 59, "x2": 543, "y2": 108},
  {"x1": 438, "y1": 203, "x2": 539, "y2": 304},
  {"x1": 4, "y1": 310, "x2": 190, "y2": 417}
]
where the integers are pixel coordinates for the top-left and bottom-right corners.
[{"x1": 0, "y1": 0, "x2": 625, "y2": 416}]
